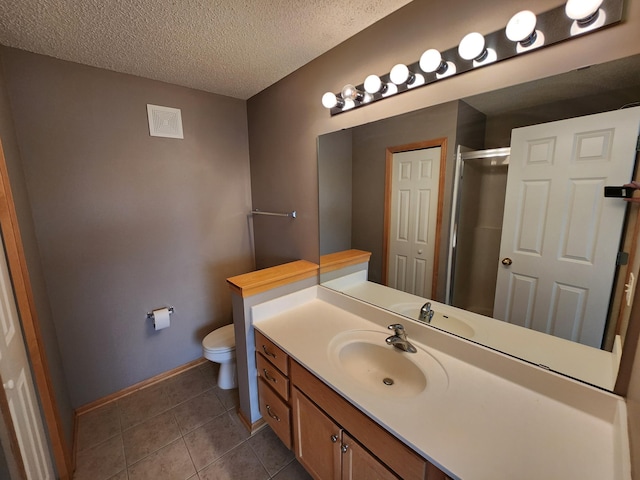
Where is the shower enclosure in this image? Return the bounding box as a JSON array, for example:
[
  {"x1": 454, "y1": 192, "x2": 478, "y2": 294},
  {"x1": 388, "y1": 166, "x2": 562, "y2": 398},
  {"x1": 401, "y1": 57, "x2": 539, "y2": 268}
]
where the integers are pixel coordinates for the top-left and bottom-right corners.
[{"x1": 447, "y1": 147, "x2": 510, "y2": 316}]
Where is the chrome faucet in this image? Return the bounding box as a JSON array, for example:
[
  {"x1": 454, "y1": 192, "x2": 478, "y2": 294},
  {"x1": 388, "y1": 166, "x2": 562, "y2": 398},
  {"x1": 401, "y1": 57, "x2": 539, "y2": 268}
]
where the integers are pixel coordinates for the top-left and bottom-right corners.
[
  {"x1": 385, "y1": 324, "x2": 417, "y2": 353},
  {"x1": 419, "y1": 302, "x2": 434, "y2": 323}
]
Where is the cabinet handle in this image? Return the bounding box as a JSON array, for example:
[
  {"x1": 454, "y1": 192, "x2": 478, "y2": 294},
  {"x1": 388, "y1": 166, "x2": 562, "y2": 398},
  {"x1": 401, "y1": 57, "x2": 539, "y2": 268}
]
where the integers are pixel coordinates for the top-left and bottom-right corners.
[
  {"x1": 262, "y1": 345, "x2": 277, "y2": 358},
  {"x1": 330, "y1": 434, "x2": 338, "y2": 443},
  {"x1": 265, "y1": 404, "x2": 280, "y2": 422},
  {"x1": 341, "y1": 444, "x2": 349, "y2": 453},
  {"x1": 263, "y1": 369, "x2": 277, "y2": 383}
]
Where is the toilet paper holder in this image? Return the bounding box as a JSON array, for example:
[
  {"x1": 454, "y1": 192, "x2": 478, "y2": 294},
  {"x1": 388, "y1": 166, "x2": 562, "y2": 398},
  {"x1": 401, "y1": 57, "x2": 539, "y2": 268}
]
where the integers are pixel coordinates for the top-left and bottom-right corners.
[{"x1": 146, "y1": 306, "x2": 174, "y2": 319}]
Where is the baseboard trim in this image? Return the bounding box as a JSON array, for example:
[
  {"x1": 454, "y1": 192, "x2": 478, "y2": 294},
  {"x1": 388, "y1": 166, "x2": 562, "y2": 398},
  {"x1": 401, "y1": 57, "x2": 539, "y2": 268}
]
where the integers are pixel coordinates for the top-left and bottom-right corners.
[
  {"x1": 74, "y1": 357, "x2": 208, "y2": 416},
  {"x1": 237, "y1": 409, "x2": 266, "y2": 435}
]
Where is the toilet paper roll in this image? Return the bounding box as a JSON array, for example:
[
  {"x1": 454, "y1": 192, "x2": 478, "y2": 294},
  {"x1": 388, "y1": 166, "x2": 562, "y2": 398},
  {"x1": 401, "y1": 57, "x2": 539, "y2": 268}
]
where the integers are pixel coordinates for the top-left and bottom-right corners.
[{"x1": 152, "y1": 308, "x2": 171, "y2": 330}]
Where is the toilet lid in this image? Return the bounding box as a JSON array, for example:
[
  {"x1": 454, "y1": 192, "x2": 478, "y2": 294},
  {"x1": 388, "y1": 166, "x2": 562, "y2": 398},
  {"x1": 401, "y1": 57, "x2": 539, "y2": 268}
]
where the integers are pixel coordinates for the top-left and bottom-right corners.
[{"x1": 203, "y1": 323, "x2": 235, "y2": 351}]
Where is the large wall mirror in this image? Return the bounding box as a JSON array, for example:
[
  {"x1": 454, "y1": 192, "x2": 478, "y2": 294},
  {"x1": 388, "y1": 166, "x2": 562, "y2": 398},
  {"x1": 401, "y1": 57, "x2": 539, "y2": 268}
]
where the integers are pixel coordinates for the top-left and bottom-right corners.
[{"x1": 318, "y1": 53, "x2": 640, "y2": 392}]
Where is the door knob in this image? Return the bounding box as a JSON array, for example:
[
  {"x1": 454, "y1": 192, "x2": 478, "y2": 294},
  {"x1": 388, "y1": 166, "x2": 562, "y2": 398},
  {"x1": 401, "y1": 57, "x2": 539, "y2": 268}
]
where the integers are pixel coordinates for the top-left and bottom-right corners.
[
  {"x1": 501, "y1": 257, "x2": 513, "y2": 266},
  {"x1": 3, "y1": 380, "x2": 14, "y2": 390}
]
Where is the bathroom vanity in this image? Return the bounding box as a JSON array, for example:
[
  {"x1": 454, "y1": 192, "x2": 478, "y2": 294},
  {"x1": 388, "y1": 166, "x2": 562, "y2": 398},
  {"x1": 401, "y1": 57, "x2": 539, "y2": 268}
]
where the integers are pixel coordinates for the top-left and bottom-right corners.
[{"x1": 251, "y1": 285, "x2": 630, "y2": 480}]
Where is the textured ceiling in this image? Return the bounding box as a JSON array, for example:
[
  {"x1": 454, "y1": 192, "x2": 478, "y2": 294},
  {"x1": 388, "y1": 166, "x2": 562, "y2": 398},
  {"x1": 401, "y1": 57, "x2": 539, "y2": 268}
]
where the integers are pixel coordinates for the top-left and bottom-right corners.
[{"x1": 0, "y1": 0, "x2": 412, "y2": 99}]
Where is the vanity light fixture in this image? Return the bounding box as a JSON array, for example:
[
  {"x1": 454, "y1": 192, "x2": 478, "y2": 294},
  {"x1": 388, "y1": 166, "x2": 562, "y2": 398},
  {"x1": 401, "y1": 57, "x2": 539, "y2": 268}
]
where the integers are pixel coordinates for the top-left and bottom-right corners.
[
  {"x1": 419, "y1": 49, "x2": 457, "y2": 79},
  {"x1": 363, "y1": 75, "x2": 399, "y2": 98},
  {"x1": 506, "y1": 10, "x2": 545, "y2": 52},
  {"x1": 390, "y1": 64, "x2": 424, "y2": 87},
  {"x1": 566, "y1": 0, "x2": 606, "y2": 35},
  {"x1": 321, "y1": 92, "x2": 344, "y2": 109},
  {"x1": 340, "y1": 84, "x2": 365, "y2": 102},
  {"x1": 458, "y1": 32, "x2": 497, "y2": 66},
  {"x1": 321, "y1": 0, "x2": 622, "y2": 115}
]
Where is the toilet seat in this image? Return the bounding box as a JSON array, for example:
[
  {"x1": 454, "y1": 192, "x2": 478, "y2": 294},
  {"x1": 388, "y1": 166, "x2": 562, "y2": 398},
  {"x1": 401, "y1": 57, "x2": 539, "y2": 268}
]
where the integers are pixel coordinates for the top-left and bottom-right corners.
[{"x1": 203, "y1": 324, "x2": 235, "y2": 354}]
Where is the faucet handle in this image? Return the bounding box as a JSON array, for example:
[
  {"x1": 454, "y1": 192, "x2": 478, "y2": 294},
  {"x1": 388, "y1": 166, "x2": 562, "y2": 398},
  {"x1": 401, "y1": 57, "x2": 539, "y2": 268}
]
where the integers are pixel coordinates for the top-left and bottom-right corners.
[{"x1": 387, "y1": 323, "x2": 405, "y2": 335}]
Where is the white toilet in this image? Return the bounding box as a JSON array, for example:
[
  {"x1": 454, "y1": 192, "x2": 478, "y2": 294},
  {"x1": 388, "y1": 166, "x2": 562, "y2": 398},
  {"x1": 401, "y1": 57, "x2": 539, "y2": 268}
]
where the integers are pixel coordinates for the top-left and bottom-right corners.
[{"x1": 202, "y1": 323, "x2": 237, "y2": 389}]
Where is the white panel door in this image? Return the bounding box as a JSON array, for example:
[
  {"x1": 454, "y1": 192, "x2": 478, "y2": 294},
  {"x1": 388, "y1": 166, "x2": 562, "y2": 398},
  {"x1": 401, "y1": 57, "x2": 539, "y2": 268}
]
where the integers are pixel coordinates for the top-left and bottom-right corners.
[
  {"x1": 0, "y1": 233, "x2": 54, "y2": 479},
  {"x1": 388, "y1": 147, "x2": 441, "y2": 297},
  {"x1": 494, "y1": 107, "x2": 640, "y2": 347}
]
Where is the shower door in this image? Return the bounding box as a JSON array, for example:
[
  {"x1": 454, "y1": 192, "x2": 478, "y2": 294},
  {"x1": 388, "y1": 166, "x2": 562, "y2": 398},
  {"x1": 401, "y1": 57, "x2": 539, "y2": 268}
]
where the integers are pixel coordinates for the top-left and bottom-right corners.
[{"x1": 447, "y1": 147, "x2": 510, "y2": 315}]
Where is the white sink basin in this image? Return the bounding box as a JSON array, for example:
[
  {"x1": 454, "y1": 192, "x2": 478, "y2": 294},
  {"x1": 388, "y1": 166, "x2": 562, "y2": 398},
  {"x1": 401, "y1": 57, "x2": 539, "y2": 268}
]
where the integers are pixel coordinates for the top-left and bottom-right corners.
[
  {"x1": 328, "y1": 330, "x2": 448, "y2": 398},
  {"x1": 388, "y1": 303, "x2": 475, "y2": 339}
]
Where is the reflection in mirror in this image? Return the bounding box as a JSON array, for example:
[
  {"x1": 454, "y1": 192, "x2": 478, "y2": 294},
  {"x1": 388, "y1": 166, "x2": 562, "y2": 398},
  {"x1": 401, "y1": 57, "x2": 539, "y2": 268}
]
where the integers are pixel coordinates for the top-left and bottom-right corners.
[{"x1": 318, "y1": 54, "x2": 640, "y2": 391}]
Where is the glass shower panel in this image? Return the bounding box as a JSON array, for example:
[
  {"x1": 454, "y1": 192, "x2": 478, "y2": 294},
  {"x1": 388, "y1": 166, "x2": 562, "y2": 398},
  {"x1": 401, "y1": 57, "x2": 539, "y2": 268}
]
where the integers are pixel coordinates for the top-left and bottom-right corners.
[{"x1": 451, "y1": 149, "x2": 509, "y2": 316}]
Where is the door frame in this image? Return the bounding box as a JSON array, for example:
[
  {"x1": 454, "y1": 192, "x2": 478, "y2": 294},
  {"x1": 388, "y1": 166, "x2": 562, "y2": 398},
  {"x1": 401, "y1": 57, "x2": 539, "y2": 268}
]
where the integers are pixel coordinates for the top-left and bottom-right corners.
[
  {"x1": 382, "y1": 138, "x2": 447, "y2": 299},
  {"x1": 0, "y1": 139, "x2": 71, "y2": 478}
]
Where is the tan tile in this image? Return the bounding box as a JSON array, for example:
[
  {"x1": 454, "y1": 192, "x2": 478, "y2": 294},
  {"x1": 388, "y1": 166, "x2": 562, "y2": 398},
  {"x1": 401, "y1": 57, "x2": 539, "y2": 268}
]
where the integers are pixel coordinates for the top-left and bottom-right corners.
[
  {"x1": 127, "y1": 439, "x2": 195, "y2": 480},
  {"x1": 122, "y1": 411, "x2": 181, "y2": 466},
  {"x1": 76, "y1": 402, "x2": 121, "y2": 452},
  {"x1": 74, "y1": 435, "x2": 125, "y2": 480},
  {"x1": 106, "y1": 470, "x2": 128, "y2": 480},
  {"x1": 271, "y1": 460, "x2": 313, "y2": 480},
  {"x1": 198, "y1": 361, "x2": 220, "y2": 387},
  {"x1": 198, "y1": 442, "x2": 268, "y2": 480},
  {"x1": 164, "y1": 368, "x2": 212, "y2": 406},
  {"x1": 183, "y1": 412, "x2": 249, "y2": 471},
  {"x1": 215, "y1": 387, "x2": 239, "y2": 411},
  {"x1": 249, "y1": 426, "x2": 295, "y2": 475},
  {"x1": 172, "y1": 389, "x2": 226, "y2": 434},
  {"x1": 118, "y1": 383, "x2": 173, "y2": 430}
]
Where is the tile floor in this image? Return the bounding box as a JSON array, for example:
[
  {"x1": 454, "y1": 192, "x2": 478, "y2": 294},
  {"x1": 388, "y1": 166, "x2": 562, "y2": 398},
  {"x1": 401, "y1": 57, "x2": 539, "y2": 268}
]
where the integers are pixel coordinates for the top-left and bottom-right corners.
[{"x1": 73, "y1": 362, "x2": 312, "y2": 480}]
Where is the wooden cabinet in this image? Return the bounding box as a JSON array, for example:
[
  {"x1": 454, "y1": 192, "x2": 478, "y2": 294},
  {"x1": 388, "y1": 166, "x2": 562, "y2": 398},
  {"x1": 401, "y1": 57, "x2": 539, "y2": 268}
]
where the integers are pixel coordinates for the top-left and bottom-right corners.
[
  {"x1": 342, "y1": 432, "x2": 399, "y2": 480},
  {"x1": 255, "y1": 330, "x2": 292, "y2": 448},
  {"x1": 292, "y1": 386, "x2": 397, "y2": 480},
  {"x1": 255, "y1": 330, "x2": 448, "y2": 480}
]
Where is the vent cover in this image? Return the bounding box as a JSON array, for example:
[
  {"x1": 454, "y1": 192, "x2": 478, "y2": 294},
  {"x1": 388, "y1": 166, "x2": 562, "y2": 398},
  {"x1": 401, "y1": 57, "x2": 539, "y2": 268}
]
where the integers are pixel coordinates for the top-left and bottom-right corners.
[{"x1": 147, "y1": 104, "x2": 183, "y2": 139}]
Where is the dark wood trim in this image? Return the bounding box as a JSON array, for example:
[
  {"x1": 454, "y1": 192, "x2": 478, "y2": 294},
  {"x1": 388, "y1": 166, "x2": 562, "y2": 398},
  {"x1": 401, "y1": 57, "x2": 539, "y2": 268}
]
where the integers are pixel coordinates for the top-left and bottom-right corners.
[
  {"x1": 382, "y1": 138, "x2": 448, "y2": 299},
  {"x1": 0, "y1": 139, "x2": 72, "y2": 478}
]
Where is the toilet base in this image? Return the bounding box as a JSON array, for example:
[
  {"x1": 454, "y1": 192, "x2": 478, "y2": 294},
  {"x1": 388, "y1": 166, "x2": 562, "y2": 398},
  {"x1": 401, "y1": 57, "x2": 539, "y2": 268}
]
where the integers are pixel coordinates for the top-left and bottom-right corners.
[{"x1": 217, "y1": 359, "x2": 237, "y2": 390}]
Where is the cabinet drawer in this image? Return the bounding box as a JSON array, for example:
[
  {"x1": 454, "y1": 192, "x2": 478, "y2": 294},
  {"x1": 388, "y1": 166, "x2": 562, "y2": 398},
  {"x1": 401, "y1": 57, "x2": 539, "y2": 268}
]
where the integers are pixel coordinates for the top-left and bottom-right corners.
[
  {"x1": 255, "y1": 330, "x2": 289, "y2": 375},
  {"x1": 258, "y1": 377, "x2": 292, "y2": 449},
  {"x1": 257, "y1": 353, "x2": 290, "y2": 401}
]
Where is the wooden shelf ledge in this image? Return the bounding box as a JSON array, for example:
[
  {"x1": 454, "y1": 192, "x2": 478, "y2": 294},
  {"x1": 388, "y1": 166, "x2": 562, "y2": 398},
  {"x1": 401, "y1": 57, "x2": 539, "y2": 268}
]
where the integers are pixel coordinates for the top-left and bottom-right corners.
[
  {"x1": 227, "y1": 260, "x2": 319, "y2": 298},
  {"x1": 319, "y1": 249, "x2": 371, "y2": 274}
]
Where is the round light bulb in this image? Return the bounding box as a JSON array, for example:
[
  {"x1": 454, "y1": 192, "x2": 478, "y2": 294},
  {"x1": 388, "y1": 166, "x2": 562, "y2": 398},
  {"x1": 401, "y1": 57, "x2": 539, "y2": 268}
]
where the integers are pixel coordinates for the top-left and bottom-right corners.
[
  {"x1": 341, "y1": 84, "x2": 358, "y2": 101},
  {"x1": 364, "y1": 75, "x2": 383, "y2": 94},
  {"x1": 390, "y1": 64, "x2": 410, "y2": 85},
  {"x1": 458, "y1": 32, "x2": 486, "y2": 61},
  {"x1": 419, "y1": 49, "x2": 445, "y2": 73},
  {"x1": 565, "y1": 0, "x2": 603, "y2": 21},
  {"x1": 321, "y1": 92, "x2": 338, "y2": 109},
  {"x1": 506, "y1": 10, "x2": 537, "y2": 42},
  {"x1": 342, "y1": 98, "x2": 356, "y2": 111}
]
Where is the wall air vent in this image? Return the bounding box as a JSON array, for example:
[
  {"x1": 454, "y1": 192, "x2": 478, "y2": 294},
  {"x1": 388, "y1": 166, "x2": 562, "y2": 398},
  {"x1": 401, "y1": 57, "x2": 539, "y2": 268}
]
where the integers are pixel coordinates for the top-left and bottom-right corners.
[{"x1": 147, "y1": 104, "x2": 184, "y2": 139}]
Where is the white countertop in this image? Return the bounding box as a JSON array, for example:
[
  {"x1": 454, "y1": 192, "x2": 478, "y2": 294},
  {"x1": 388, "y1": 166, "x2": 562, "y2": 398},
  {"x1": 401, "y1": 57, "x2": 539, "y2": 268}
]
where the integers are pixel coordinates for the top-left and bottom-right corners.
[
  {"x1": 252, "y1": 286, "x2": 630, "y2": 480},
  {"x1": 324, "y1": 272, "x2": 621, "y2": 390}
]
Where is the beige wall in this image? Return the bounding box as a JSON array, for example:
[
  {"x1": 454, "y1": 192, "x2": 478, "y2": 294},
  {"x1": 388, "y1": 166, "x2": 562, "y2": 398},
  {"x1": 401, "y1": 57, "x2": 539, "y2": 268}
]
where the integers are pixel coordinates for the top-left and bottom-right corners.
[
  {"x1": 246, "y1": 0, "x2": 640, "y2": 474},
  {"x1": 1, "y1": 47, "x2": 254, "y2": 407},
  {"x1": 0, "y1": 49, "x2": 75, "y2": 449},
  {"x1": 247, "y1": 0, "x2": 640, "y2": 268}
]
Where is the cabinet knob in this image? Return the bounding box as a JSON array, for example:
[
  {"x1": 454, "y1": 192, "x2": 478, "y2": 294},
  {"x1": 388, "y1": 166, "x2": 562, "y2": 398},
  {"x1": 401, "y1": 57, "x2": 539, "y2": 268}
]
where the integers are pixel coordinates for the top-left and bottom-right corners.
[
  {"x1": 341, "y1": 444, "x2": 349, "y2": 453},
  {"x1": 330, "y1": 434, "x2": 338, "y2": 443},
  {"x1": 3, "y1": 379, "x2": 14, "y2": 390}
]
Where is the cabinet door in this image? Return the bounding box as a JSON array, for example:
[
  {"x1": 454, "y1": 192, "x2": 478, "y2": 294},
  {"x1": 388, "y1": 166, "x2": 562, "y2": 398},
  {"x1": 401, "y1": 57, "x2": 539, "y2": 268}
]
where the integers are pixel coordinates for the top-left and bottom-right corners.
[
  {"x1": 341, "y1": 432, "x2": 399, "y2": 480},
  {"x1": 292, "y1": 387, "x2": 341, "y2": 480}
]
